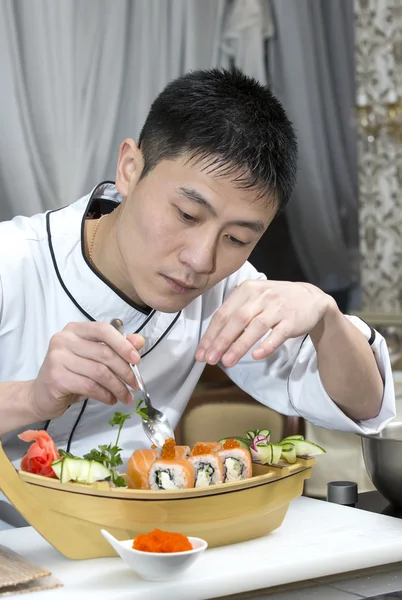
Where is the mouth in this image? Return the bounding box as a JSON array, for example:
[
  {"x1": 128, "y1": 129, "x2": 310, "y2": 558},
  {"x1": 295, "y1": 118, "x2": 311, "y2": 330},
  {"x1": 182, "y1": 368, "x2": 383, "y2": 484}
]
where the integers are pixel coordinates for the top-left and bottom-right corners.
[{"x1": 161, "y1": 275, "x2": 198, "y2": 294}]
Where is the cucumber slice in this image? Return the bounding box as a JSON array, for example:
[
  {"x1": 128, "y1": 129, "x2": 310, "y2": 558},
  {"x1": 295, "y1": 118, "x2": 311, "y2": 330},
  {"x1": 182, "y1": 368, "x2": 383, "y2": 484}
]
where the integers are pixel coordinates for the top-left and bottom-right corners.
[
  {"x1": 51, "y1": 459, "x2": 64, "y2": 480},
  {"x1": 256, "y1": 429, "x2": 271, "y2": 439},
  {"x1": 280, "y1": 435, "x2": 304, "y2": 442},
  {"x1": 286, "y1": 439, "x2": 326, "y2": 457},
  {"x1": 51, "y1": 457, "x2": 80, "y2": 483},
  {"x1": 246, "y1": 430, "x2": 257, "y2": 440},
  {"x1": 218, "y1": 437, "x2": 251, "y2": 450},
  {"x1": 60, "y1": 458, "x2": 74, "y2": 483},
  {"x1": 255, "y1": 443, "x2": 273, "y2": 465},
  {"x1": 279, "y1": 443, "x2": 297, "y2": 464},
  {"x1": 52, "y1": 458, "x2": 73, "y2": 483},
  {"x1": 254, "y1": 443, "x2": 282, "y2": 465},
  {"x1": 87, "y1": 461, "x2": 113, "y2": 484},
  {"x1": 270, "y1": 444, "x2": 283, "y2": 465},
  {"x1": 51, "y1": 457, "x2": 112, "y2": 484},
  {"x1": 75, "y1": 459, "x2": 91, "y2": 483}
]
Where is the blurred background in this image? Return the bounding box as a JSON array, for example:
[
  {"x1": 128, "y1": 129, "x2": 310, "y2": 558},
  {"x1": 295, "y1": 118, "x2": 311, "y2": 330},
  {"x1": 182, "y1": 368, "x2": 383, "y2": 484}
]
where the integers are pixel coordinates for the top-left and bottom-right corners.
[{"x1": 0, "y1": 0, "x2": 401, "y2": 320}]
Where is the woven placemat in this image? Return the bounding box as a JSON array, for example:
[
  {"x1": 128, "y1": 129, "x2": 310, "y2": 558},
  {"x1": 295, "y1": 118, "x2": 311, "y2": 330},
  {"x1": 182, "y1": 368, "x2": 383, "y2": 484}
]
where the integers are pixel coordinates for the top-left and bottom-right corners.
[
  {"x1": 0, "y1": 545, "x2": 62, "y2": 596},
  {"x1": 0, "y1": 575, "x2": 62, "y2": 597}
]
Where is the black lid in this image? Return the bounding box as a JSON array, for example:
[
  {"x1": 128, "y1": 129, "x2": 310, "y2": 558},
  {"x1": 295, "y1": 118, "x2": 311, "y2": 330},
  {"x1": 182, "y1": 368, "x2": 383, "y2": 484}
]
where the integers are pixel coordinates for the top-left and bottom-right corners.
[{"x1": 327, "y1": 481, "x2": 358, "y2": 505}]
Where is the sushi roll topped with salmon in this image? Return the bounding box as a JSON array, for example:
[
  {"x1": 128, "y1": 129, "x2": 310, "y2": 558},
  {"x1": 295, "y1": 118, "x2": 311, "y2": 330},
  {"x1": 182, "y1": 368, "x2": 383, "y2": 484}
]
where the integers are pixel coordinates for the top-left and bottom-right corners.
[
  {"x1": 218, "y1": 439, "x2": 252, "y2": 483},
  {"x1": 149, "y1": 457, "x2": 195, "y2": 490},
  {"x1": 188, "y1": 440, "x2": 225, "y2": 487},
  {"x1": 191, "y1": 441, "x2": 222, "y2": 455},
  {"x1": 127, "y1": 448, "x2": 160, "y2": 489}
]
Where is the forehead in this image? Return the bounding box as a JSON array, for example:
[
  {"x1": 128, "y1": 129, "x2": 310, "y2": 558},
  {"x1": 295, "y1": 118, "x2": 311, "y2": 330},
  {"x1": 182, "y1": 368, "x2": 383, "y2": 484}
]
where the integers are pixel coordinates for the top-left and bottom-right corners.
[{"x1": 142, "y1": 156, "x2": 278, "y2": 220}]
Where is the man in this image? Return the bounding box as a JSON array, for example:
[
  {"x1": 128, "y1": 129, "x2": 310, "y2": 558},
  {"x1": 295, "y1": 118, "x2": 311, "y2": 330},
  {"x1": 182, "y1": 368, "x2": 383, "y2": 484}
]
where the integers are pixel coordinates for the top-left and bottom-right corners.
[{"x1": 0, "y1": 69, "x2": 395, "y2": 467}]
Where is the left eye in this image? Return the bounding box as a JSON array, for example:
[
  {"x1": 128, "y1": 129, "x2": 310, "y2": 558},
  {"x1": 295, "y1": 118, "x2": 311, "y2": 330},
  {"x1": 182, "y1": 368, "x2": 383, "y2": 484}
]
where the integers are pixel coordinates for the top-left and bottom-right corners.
[
  {"x1": 227, "y1": 235, "x2": 247, "y2": 247},
  {"x1": 178, "y1": 209, "x2": 197, "y2": 222}
]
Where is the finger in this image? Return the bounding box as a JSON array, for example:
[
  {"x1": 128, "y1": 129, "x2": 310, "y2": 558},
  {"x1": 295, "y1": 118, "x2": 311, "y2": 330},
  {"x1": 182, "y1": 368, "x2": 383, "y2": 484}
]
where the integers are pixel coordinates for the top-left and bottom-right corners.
[
  {"x1": 61, "y1": 335, "x2": 139, "y2": 390},
  {"x1": 126, "y1": 333, "x2": 145, "y2": 359},
  {"x1": 64, "y1": 355, "x2": 134, "y2": 405},
  {"x1": 199, "y1": 301, "x2": 263, "y2": 365},
  {"x1": 63, "y1": 322, "x2": 140, "y2": 364},
  {"x1": 251, "y1": 322, "x2": 293, "y2": 360},
  {"x1": 60, "y1": 370, "x2": 119, "y2": 406},
  {"x1": 196, "y1": 287, "x2": 248, "y2": 357},
  {"x1": 220, "y1": 314, "x2": 277, "y2": 367},
  {"x1": 196, "y1": 297, "x2": 253, "y2": 363}
]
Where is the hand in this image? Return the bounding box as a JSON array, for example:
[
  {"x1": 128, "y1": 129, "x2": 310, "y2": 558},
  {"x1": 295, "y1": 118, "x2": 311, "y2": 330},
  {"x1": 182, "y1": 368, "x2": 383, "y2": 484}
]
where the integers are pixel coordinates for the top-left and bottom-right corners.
[
  {"x1": 196, "y1": 280, "x2": 335, "y2": 367},
  {"x1": 29, "y1": 322, "x2": 145, "y2": 421}
]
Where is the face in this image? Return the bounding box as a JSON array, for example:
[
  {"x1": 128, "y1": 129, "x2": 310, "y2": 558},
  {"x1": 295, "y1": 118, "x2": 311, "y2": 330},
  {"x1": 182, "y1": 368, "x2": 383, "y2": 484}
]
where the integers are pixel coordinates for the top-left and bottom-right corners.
[{"x1": 115, "y1": 141, "x2": 277, "y2": 313}]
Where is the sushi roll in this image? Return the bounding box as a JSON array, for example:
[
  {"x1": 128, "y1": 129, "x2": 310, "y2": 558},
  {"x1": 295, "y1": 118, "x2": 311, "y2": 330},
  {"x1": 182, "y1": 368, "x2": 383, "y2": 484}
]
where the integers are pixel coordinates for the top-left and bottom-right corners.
[
  {"x1": 191, "y1": 441, "x2": 222, "y2": 454},
  {"x1": 174, "y1": 445, "x2": 191, "y2": 459},
  {"x1": 127, "y1": 449, "x2": 159, "y2": 489},
  {"x1": 188, "y1": 453, "x2": 224, "y2": 487},
  {"x1": 218, "y1": 442, "x2": 252, "y2": 483},
  {"x1": 149, "y1": 458, "x2": 195, "y2": 490}
]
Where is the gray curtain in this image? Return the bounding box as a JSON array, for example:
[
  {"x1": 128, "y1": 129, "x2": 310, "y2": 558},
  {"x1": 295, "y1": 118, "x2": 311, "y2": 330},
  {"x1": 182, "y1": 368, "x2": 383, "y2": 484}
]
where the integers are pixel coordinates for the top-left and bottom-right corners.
[
  {"x1": 268, "y1": 0, "x2": 359, "y2": 293},
  {"x1": 0, "y1": 0, "x2": 225, "y2": 220}
]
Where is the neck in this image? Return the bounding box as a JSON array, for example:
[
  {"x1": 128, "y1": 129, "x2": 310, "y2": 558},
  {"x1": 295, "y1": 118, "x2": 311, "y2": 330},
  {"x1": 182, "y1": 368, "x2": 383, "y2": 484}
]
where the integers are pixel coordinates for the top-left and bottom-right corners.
[{"x1": 84, "y1": 210, "x2": 146, "y2": 308}]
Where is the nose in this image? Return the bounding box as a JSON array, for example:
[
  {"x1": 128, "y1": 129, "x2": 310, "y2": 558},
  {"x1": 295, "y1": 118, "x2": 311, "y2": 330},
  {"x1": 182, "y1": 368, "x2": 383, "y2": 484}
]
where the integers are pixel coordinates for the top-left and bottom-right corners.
[{"x1": 179, "y1": 231, "x2": 217, "y2": 274}]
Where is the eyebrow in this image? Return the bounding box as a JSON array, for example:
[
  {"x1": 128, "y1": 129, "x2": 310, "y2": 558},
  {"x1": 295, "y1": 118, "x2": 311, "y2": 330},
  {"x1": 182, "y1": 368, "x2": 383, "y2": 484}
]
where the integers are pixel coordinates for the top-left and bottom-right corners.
[{"x1": 177, "y1": 186, "x2": 266, "y2": 235}]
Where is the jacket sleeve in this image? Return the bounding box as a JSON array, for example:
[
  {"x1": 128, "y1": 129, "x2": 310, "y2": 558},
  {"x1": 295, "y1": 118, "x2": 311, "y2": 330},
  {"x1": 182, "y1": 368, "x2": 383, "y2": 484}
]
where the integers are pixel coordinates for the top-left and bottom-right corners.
[{"x1": 219, "y1": 263, "x2": 396, "y2": 435}]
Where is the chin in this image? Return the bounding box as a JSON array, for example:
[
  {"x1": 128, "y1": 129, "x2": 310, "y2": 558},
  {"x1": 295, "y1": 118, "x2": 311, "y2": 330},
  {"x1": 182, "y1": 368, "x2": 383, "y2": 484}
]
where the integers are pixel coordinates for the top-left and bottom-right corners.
[
  {"x1": 144, "y1": 292, "x2": 197, "y2": 314},
  {"x1": 150, "y1": 298, "x2": 193, "y2": 313}
]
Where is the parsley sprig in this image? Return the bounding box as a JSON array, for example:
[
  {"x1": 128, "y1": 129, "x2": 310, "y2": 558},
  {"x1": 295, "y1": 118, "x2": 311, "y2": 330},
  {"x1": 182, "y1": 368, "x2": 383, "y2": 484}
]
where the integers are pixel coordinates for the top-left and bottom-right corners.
[
  {"x1": 108, "y1": 411, "x2": 133, "y2": 445},
  {"x1": 135, "y1": 398, "x2": 149, "y2": 420},
  {"x1": 83, "y1": 444, "x2": 125, "y2": 487},
  {"x1": 58, "y1": 411, "x2": 134, "y2": 487}
]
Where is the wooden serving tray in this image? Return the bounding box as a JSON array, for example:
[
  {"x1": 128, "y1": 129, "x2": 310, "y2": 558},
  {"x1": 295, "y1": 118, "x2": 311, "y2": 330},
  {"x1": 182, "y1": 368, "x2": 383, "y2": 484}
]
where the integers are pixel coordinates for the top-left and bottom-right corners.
[{"x1": 0, "y1": 441, "x2": 315, "y2": 559}]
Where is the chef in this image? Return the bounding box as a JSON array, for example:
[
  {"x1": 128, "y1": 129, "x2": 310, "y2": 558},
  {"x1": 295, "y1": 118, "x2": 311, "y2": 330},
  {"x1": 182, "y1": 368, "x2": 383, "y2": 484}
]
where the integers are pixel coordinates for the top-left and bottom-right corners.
[{"x1": 0, "y1": 68, "x2": 395, "y2": 468}]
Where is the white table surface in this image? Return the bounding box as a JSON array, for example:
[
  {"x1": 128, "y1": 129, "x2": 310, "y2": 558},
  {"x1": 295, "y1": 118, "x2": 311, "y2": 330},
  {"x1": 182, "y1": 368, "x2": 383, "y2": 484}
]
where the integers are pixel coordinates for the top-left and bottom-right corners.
[{"x1": 2, "y1": 496, "x2": 402, "y2": 600}]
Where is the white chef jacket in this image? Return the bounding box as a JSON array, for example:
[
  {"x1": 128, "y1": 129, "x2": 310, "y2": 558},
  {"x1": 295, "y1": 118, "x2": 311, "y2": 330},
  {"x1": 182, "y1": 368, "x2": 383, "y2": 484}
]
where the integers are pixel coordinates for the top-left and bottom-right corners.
[{"x1": 0, "y1": 182, "x2": 396, "y2": 468}]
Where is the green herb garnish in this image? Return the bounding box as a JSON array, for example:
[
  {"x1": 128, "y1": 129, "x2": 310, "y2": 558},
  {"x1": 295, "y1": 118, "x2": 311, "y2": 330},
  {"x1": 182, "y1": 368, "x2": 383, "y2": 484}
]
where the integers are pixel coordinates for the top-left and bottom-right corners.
[
  {"x1": 83, "y1": 411, "x2": 134, "y2": 486},
  {"x1": 112, "y1": 474, "x2": 127, "y2": 487},
  {"x1": 58, "y1": 449, "x2": 75, "y2": 459},
  {"x1": 83, "y1": 444, "x2": 123, "y2": 468},
  {"x1": 82, "y1": 443, "x2": 125, "y2": 487},
  {"x1": 135, "y1": 398, "x2": 149, "y2": 420},
  {"x1": 108, "y1": 411, "x2": 133, "y2": 446},
  {"x1": 58, "y1": 411, "x2": 135, "y2": 488}
]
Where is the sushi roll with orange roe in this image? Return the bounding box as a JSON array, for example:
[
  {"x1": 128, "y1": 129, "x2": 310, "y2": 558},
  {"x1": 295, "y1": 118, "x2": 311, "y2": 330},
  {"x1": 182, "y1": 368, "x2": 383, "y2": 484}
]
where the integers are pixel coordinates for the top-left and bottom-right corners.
[
  {"x1": 149, "y1": 458, "x2": 195, "y2": 490},
  {"x1": 148, "y1": 438, "x2": 195, "y2": 490},
  {"x1": 191, "y1": 441, "x2": 222, "y2": 454},
  {"x1": 174, "y1": 445, "x2": 191, "y2": 459},
  {"x1": 188, "y1": 445, "x2": 223, "y2": 488},
  {"x1": 218, "y1": 439, "x2": 252, "y2": 483}
]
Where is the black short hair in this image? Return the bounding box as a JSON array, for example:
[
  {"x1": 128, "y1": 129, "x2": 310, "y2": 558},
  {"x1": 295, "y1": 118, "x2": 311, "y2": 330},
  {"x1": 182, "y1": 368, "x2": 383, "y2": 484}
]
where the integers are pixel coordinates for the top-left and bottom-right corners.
[{"x1": 138, "y1": 68, "x2": 298, "y2": 211}]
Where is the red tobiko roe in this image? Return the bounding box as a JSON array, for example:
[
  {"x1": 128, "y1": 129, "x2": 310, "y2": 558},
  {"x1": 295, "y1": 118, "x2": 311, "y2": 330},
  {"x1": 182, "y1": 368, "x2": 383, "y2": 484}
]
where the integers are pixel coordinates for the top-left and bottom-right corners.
[
  {"x1": 133, "y1": 529, "x2": 192, "y2": 553},
  {"x1": 222, "y1": 439, "x2": 240, "y2": 450}
]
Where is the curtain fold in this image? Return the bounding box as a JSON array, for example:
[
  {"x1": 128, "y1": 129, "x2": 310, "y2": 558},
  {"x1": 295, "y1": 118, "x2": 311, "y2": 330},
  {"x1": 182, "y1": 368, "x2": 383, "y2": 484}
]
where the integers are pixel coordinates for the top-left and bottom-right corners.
[
  {"x1": 219, "y1": 0, "x2": 275, "y2": 81},
  {"x1": 267, "y1": 0, "x2": 359, "y2": 292},
  {"x1": 0, "y1": 0, "x2": 225, "y2": 219}
]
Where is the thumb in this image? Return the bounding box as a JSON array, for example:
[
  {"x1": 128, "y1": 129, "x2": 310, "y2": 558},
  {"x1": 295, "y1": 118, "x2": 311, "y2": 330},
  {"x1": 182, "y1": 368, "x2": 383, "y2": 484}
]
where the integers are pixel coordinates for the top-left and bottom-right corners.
[{"x1": 126, "y1": 333, "x2": 145, "y2": 352}]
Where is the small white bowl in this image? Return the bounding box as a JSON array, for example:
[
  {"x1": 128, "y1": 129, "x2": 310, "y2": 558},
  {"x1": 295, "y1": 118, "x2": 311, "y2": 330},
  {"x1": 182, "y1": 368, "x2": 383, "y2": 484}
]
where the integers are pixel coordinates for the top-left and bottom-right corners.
[{"x1": 100, "y1": 529, "x2": 208, "y2": 581}]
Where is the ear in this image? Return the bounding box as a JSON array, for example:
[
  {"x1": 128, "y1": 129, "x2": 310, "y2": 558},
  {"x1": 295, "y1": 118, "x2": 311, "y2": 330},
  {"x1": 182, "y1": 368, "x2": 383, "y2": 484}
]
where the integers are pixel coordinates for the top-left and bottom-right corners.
[{"x1": 115, "y1": 138, "x2": 144, "y2": 197}]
